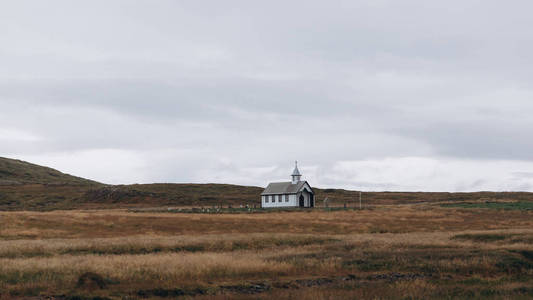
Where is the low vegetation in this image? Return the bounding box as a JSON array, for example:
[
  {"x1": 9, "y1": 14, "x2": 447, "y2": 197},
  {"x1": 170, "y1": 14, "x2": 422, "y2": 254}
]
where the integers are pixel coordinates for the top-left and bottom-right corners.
[
  {"x1": 2, "y1": 157, "x2": 533, "y2": 298},
  {"x1": 0, "y1": 157, "x2": 99, "y2": 186},
  {"x1": 442, "y1": 201, "x2": 533, "y2": 210},
  {"x1": 0, "y1": 206, "x2": 532, "y2": 299},
  {"x1": 3, "y1": 157, "x2": 533, "y2": 211}
]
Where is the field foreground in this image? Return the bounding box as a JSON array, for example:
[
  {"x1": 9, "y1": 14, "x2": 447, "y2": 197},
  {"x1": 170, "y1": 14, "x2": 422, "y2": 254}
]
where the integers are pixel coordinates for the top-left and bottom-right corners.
[{"x1": 1, "y1": 204, "x2": 533, "y2": 299}]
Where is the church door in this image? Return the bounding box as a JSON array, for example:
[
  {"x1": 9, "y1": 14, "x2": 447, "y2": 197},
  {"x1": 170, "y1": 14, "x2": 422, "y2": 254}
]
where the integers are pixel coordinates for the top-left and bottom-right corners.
[{"x1": 299, "y1": 195, "x2": 304, "y2": 207}]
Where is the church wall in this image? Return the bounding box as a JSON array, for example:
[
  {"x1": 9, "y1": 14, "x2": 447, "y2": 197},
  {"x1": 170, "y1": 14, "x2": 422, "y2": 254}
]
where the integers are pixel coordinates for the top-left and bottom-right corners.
[
  {"x1": 261, "y1": 194, "x2": 298, "y2": 208},
  {"x1": 289, "y1": 194, "x2": 297, "y2": 206},
  {"x1": 261, "y1": 190, "x2": 316, "y2": 208}
]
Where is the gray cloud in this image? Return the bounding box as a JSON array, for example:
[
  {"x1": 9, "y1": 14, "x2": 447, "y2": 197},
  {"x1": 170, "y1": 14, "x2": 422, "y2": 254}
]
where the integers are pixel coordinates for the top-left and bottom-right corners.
[{"x1": 1, "y1": 0, "x2": 533, "y2": 190}]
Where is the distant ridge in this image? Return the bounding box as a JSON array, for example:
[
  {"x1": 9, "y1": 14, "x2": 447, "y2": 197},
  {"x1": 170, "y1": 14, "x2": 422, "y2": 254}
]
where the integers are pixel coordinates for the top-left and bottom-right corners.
[
  {"x1": 1, "y1": 156, "x2": 533, "y2": 211},
  {"x1": 0, "y1": 157, "x2": 100, "y2": 185}
]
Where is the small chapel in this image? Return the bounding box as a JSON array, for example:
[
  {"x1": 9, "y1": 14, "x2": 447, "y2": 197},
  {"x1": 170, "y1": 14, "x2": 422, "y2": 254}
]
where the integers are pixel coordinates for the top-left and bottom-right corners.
[{"x1": 261, "y1": 161, "x2": 315, "y2": 208}]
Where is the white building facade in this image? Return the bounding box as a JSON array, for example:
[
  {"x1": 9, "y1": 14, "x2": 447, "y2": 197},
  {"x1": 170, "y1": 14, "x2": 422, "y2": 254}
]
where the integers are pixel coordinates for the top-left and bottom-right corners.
[{"x1": 261, "y1": 162, "x2": 315, "y2": 208}]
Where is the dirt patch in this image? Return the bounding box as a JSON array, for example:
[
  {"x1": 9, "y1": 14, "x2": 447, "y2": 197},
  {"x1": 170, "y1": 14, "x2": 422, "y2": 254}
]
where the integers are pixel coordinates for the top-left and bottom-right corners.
[
  {"x1": 26, "y1": 296, "x2": 112, "y2": 300},
  {"x1": 293, "y1": 277, "x2": 335, "y2": 287},
  {"x1": 76, "y1": 272, "x2": 113, "y2": 290},
  {"x1": 135, "y1": 274, "x2": 360, "y2": 297},
  {"x1": 367, "y1": 272, "x2": 430, "y2": 282},
  {"x1": 220, "y1": 283, "x2": 271, "y2": 294}
]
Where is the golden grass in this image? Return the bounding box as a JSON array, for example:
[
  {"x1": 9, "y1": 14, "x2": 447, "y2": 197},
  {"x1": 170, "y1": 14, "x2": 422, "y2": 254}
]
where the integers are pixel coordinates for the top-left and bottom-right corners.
[
  {"x1": 0, "y1": 233, "x2": 336, "y2": 258},
  {"x1": 1, "y1": 205, "x2": 532, "y2": 239},
  {"x1": 0, "y1": 251, "x2": 293, "y2": 285},
  {"x1": 0, "y1": 207, "x2": 532, "y2": 298}
]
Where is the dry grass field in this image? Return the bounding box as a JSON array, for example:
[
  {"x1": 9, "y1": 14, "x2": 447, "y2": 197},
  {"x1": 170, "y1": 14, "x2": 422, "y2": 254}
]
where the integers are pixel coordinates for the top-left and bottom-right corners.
[
  {"x1": 2, "y1": 157, "x2": 533, "y2": 299},
  {"x1": 1, "y1": 204, "x2": 533, "y2": 299}
]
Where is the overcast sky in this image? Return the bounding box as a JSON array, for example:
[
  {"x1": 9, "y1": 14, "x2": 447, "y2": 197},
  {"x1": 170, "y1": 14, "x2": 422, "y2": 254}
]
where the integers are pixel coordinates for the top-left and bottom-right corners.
[{"x1": 2, "y1": 1, "x2": 533, "y2": 191}]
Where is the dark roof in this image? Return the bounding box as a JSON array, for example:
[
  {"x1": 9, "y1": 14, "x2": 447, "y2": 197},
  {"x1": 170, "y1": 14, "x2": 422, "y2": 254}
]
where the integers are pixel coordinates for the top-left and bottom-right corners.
[{"x1": 261, "y1": 181, "x2": 313, "y2": 195}]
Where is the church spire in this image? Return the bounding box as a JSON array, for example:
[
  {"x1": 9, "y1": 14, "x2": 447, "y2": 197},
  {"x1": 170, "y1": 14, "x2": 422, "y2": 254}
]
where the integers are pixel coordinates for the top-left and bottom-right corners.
[{"x1": 291, "y1": 161, "x2": 302, "y2": 184}]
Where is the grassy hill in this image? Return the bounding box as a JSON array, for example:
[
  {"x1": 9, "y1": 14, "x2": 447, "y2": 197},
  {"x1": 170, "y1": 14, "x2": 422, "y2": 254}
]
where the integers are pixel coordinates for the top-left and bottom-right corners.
[
  {"x1": 0, "y1": 157, "x2": 267, "y2": 210},
  {"x1": 1, "y1": 156, "x2": 533, "y2": 211},
  {"x1": 0, "y1": 157, "x2": 99, "y2": 185}
]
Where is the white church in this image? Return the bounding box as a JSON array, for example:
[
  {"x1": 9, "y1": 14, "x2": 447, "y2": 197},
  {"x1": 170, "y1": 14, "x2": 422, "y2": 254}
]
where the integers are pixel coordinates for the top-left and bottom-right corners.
[{"x1": 261, "y1": 162, "x2": 315, "y2": 208}]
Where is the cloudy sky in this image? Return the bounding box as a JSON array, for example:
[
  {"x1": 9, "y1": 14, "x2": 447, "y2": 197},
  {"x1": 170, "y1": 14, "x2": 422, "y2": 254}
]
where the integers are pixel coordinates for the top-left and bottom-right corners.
[{"x1": 2, "y1": 1, "x2": 533, "y2": 191}]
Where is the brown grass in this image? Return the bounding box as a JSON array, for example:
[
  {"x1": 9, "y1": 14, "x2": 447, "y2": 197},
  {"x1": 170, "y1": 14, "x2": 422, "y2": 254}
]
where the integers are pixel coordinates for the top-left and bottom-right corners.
[
  {"x1": 1, "y1": 205, "x2": 532, "y2": 239},
  {"x1": 3, "y1": 176, "x2": 533, "y2": 211},
  {"x1": 1, "y1": 206, "x2": 533, "y2": 299}
]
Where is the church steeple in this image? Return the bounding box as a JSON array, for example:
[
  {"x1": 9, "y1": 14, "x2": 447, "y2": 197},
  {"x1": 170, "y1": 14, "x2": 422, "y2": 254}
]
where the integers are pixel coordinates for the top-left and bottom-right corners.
[{"x1": 291, "y1": 161, "x2": 302, "y2": 184}]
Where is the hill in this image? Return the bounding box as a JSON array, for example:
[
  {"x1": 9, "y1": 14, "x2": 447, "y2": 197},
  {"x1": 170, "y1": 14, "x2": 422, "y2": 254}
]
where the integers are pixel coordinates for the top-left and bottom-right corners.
[
  {"x1": 0, "y1": 157, "x2": 100, "y2": 185},
  {"x1": 0, "y1": 157, "x2": 266, "y2": 210},
  {"x1": 1, "y1": 157, "x2": 533, "y2": 211}
]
